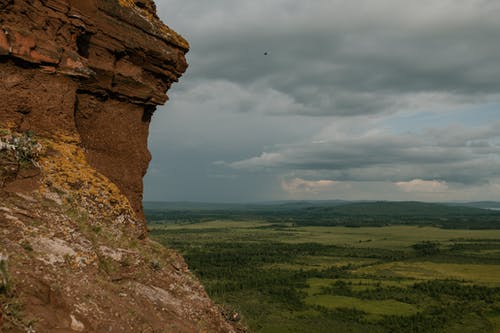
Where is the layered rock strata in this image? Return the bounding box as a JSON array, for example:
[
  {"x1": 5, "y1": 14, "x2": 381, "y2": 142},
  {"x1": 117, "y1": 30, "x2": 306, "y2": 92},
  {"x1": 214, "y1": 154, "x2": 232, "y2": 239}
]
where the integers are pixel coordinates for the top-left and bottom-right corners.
[
  {"x1": 0, "y1": 1, "x2": 241, "y2": 332},
  {"x1": 0, "y1": 0, "x2": 189, "y2": 222}
]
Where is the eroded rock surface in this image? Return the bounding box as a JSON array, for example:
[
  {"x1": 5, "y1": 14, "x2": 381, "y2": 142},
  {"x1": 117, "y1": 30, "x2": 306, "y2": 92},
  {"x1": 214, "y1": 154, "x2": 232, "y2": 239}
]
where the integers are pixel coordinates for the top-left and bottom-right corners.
[
  {"x1": 0, "y1": 0, "x2": 188, "y2": 220},
  {"x1": 0, "y1": 1, "x2": 242, "y2": 332},
  {"x1": 0, "y1": 191, "x2": 239, "y2": 332}
]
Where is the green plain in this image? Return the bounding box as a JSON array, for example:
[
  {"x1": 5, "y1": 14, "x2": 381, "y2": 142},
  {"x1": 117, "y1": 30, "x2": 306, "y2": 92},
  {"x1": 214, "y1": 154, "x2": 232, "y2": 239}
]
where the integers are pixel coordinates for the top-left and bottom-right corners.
[{"x1": 148, "y1": 204, "x2": 500, "y2": 333}]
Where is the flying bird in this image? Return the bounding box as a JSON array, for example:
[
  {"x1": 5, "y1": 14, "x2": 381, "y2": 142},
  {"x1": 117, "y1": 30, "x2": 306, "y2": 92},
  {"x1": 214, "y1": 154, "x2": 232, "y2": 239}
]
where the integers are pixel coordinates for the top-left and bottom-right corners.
[{"x1": 264, "y1": 52, "x2": 268, "y2": 56}]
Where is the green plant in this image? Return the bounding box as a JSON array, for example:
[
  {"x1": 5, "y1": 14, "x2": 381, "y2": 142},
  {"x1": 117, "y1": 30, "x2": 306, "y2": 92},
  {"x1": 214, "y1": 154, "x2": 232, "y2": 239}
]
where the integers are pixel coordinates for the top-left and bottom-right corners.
[
  {"x1": 21, "y1": 241, "x2": 33, "y2": 252},
  {"x1": 1, "y1": 299, "x2": 38, "y2": 332},
  {"x1": 97, "y1": 255, "x2": 119, "y2": 275},
  {"x1": 0, "y1": 254, "x2": 9, "y2": 295},
  {"x1": 0, "y1": 131, "x2": 43, "y2": 168},
  {"x1": 66, "y1": 207, "x2": 89, "y2": 226},
  {"x1": 63, "y1": 254, "x2": 73, "y2": 266},
  {"x1": 150, "y1": 259, "x2": 162, "y2": 271},
  {"x1": 91, "y1": 225, "x2": 102, "y2": 234},
  {"x1": 120, "y1": 256, "x2": 131, "y2": 267}
]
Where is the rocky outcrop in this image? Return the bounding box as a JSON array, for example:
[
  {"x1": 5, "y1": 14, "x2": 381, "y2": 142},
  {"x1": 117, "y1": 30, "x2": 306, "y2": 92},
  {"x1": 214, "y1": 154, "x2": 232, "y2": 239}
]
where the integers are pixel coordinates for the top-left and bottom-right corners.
[
  {"x1": 0, "y1": 1, "x2": 242, "y2": 332},
  {"x1": 0, "y1": 0, "x2": 188, "y2": 221}
]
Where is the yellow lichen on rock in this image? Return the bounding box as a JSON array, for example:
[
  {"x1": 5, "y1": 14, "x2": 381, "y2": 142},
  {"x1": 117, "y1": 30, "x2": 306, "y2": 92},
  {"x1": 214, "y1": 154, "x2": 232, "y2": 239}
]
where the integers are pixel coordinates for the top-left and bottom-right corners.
[
  {"x1": 38, "y1": 135, "x2": 142, "y2": 235},
  {"x1": 118, "y1": 0, "x2": 135, "y2": 8},
  {"x1": 117, "y1": 0, "x2": 189, "y2": 51}
]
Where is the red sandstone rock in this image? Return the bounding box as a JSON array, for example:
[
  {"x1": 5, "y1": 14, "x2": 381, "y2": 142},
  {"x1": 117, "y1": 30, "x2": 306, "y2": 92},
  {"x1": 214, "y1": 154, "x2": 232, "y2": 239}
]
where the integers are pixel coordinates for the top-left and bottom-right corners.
[
  {"x1": 0, "y1": 0, "x2": 189, "y2": 220},
  {"x1": 0, "y1": 30, "x2": 8, "y2": 55}
]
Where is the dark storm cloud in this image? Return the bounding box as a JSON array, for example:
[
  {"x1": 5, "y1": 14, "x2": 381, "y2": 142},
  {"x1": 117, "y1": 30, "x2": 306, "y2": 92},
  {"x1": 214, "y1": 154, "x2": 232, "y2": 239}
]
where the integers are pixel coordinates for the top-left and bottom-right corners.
[{"x1": 158, "y1": 0, "x2": 500, "y2": 116}]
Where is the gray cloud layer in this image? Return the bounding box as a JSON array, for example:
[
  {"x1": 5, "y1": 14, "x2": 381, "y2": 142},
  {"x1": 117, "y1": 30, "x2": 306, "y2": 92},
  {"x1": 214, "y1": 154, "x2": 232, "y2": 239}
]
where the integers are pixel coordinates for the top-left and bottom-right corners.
[
  {"x1": 229, "y1": 121, "x2": 500, "y2": 185},
  {"x1": 159, "y1": 0, "x2": 500, "y2": 117}
]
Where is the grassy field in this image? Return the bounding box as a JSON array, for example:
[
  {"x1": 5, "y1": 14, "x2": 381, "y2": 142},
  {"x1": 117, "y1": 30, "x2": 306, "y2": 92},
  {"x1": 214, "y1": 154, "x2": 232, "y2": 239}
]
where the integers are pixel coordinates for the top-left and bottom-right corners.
[
  {"x1": 306, "y1": 294, "x2": 418, "y2": 315},
  {"x1": 148, "y1": 206, "x2": 500, "y2": 333},
  {"x1": 155, "y1": 221, "x2": 500, "y2": 247},
  {"x1": 355, "y1": 262, "x2": 500, "y2": 285}
]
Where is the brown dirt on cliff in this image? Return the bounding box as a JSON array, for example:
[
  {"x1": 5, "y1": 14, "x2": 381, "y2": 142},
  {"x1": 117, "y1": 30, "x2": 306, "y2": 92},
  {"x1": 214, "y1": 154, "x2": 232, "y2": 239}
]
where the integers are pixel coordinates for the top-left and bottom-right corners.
[
  {"x1": 0, "y1": 132, "x2": 241, "y2": 333},
  {"x1": 0, "y1": 190, "x2": 238, "y2": 333}
]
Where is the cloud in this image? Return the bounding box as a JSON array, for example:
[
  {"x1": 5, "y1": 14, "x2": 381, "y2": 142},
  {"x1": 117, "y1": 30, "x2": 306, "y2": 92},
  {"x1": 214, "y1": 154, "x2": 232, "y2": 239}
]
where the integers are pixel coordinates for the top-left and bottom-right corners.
[
  {"x1": 158, "y1": 0, "x2": 500, "y2": 117},
  {"x1": 230, "y1": 152, "x2": 283, "y2": 170},
  {"x1": 228, "y1": 121, "x2": 500, "y2": 185},
  {"x1": 169, "y1": 79, "x2": 309, "y2": 115},
  {"x1": 281, "y1": 177, "x2": 339, "y2": 195},
  {"x1": 143, "y1": 1, "x2": 500, "y2": 202},
  {"x1": 395, "y1": 179, "x2": 449, "y2": 193}
]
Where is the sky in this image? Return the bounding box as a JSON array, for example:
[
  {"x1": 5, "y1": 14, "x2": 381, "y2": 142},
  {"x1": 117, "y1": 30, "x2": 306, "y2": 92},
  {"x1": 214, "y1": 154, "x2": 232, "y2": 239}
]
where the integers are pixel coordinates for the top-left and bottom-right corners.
[{"x1": 143, "y1": 0, "x2": 500, "y2": 203}]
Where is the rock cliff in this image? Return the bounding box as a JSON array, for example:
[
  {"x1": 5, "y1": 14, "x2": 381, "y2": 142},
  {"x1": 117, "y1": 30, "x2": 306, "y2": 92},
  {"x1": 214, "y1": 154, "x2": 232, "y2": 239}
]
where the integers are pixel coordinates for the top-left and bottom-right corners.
[
  {"x1": 0, "y1": 1, "x2": 240, "y2": 332},
  {"x1": 0, "y1": 0, "x2": 189, "y2": 223}
]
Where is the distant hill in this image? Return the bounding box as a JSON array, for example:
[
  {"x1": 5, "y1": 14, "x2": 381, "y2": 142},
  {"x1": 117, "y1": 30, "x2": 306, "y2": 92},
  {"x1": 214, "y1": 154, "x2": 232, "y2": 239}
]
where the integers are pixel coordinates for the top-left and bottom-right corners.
[
  {"x1": 143, "y1": 200, "x2": 351, "y2": 211},
  {"x1": 145, "y1": 200, "x2": 500, "y2": 229},
  {"x1": 311, "y1": 201, "x2": 495, "y2": 217},
  {"x1": 447, "y1": 201, "x2": 500, "y2": 210},
  {"x1": 144, "y1": 200, "x2": 497, "y2": 215},
  {"x1": 143, "y1": 201, "x2": 248, "y2": 211}
]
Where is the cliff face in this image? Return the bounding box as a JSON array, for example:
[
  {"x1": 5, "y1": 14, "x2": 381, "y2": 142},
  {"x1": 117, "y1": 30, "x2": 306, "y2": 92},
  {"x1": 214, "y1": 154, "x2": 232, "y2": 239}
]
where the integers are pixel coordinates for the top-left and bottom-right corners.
[
  {"x1": 0, "y1": 1, "x2": 240, "y2": 332},
  {"x1": 0, "y1": 0, "x2": 188, "y2": 223}
]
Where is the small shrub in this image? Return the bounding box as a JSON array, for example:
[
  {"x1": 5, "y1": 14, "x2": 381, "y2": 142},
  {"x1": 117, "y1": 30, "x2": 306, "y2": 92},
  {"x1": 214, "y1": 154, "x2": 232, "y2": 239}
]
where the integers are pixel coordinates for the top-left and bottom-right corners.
[
  {"x1": 98, "y1": 257, "x2": 112, "y2": 274},
  {"x1": 0, "y1": 131, "x2": 43, "y2": 168},
  {"x1": 21, "y1": 241, "x2": 33, "y2": 252},
  {"x1": 120, "y1": 256, "x2": 131, "y2": 267},
  {"x1": 90, "y1": 225, "x2": 102, "y2": 234},
  {"x1": 150, "y1": 259, "x2": 162, "y2": 271},
  {"x1": 0, "y1": 254, "x2": 9, "y2": 294}
]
